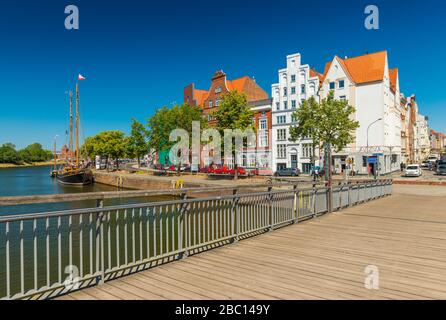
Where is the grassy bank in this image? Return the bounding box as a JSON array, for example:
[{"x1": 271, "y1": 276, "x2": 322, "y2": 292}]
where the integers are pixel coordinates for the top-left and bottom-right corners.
[{"x1": 0, "y1": 161, "x2": 58, "y2": 169}]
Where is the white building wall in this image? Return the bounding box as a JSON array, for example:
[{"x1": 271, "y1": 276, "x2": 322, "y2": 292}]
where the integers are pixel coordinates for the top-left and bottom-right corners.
[{"x1": 271, "y1": 53, "x2": 320, "y2": 173}]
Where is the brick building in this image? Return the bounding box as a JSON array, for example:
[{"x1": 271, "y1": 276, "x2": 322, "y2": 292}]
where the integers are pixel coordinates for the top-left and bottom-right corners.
[{"x1": 184, "y1": 70, "x2": 272, "y2": 173}]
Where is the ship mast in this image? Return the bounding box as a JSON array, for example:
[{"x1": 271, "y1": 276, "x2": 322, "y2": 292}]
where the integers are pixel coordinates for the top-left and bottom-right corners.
[
  {"x1": 75, "y1": 83, "x2": 80, "y2": 167},
  {"x1": 69, "y1": 91, "x2": 73, "y2": 162}
]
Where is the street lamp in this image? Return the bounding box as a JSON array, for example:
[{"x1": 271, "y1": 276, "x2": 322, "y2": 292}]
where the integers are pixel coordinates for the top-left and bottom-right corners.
[{"x1": 366, "y1": 118, "x2": 383, "y2": 177}]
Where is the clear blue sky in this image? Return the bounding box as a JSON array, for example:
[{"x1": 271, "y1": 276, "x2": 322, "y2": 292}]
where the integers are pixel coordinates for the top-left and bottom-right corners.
[{"x1": 0, "y1": 0, "x2": 445, "y2": 149}]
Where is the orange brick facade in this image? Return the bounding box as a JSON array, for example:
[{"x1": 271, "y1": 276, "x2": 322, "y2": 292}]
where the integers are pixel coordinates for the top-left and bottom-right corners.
[{"x1": 184, "y1": 70, "x2": 272, "y2": 172}]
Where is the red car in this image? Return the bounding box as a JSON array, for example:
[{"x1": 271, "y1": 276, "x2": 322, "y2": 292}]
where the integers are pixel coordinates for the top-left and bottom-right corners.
[
  {"x1": 214, "y1": 166, "x2": 230, "y2": 174},
  {"x1": 229, "y1": 167, "x2": 247, "y2": 176}
]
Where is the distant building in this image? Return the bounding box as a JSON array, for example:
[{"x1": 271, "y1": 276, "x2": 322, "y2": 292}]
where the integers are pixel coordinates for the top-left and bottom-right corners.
[{"x1": 430, "y1": 130, "x2": 446, "y2": 155}]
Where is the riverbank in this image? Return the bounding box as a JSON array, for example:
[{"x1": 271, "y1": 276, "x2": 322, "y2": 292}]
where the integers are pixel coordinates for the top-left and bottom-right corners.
[
  {"x1": 0, "y1": 161, "x2": 57, "y2": 169},
  {"x1": 92, "y1": 170, "x2": 271, "y2": 190}
]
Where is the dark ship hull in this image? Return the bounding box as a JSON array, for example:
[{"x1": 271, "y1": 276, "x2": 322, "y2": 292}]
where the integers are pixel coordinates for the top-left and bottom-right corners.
[{"x1": 56, "y1": 169, "x2": 93, "y2": 186}]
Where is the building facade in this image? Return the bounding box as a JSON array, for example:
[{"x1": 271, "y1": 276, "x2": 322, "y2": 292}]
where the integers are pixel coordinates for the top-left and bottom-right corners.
[
  {"x1": 271, "y1": 53, "x2": 322, "y2": 174},
  {"x1": 430, "y1": 130, "x2": 446, "y2": 156},
  {"x1": 319, "y1": 51, "x2": 402, "y2": 175},
  {"x1": 184, "y1": 70, "x2": 272, "y2": 173}
]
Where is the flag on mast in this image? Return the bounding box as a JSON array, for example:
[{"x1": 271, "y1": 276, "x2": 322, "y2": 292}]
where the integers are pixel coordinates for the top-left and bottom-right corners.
[{"x1": 78, "y1": 74, "x2": 86, "y2": 81}]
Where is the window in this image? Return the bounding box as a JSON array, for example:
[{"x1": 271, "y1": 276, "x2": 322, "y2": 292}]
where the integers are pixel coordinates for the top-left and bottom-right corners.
[
  {"x1": 283, "y1": 101, "x2": 288, "y2": 110},
  {"x1": 283, "y1": 87, "x2": 287, "y2": 96},
  {"x1": 329, "y1": 82, "x2": 335, "y2": 90},
  {"x1": 291, "y1": 86, "x2": 296, "y2": 95},
  {"x1": 277, "y1": 144, "x2": 286, "y2": 159},
  {"x1": 209, "y1": 100, "x2": 213, "y2": 108},
  {"x1": 259, "y1": 132, "x2": 268, "y2": 147},
  {"x1": 277, "y1": 115, "x2": 286, "y2": 124},
  {"x1": 291, "y1": 114, "x2": 297, "y2": 123},
  {"x1": 277, "y1": 129, "x2": 287, "y2": 141},
  {"x1": 259, "y1": 118, "x2": 267, "y2": 130},
  {"x1": 208, "y1": 114, "x2": 214, "y2": 122},
  {"x1": 301, "y1": 84, "x2": 306, "y2": 94},
  {"x1": 276, "y1": 102, "x2": 280, "y2": 111},
  {"x1": 302, "y1": 144, "x2": 313, "y2": 158},
  {"x1": 215, "y1": 86, "x2": 222, "y2": 93},
  {"x1": 291, "y1": 100, "x2": 296, "y2": 109},
  {"x1": 339, "y1": 80, "x2": 345, "y2": 89},
  {"x1": 291, "y1": 75, "x2": 296, "y2": 83},
  {"x1": 215, "y1": 98, "x2": 221, "y2": 106},
  {"x1": 309, "y1": 83, "x2": 315, "y2": 96}
]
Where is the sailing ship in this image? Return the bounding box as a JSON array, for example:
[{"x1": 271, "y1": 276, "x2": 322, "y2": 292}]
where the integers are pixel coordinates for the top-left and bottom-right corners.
[{"x1": 56, "y1": 81, "x2": 93, "y2": 186}]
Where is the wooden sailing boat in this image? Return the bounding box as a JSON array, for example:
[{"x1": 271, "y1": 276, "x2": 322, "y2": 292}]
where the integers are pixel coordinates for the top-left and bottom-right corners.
[{"x1": 56, "y1": 83, "x2": 93, "y2": 186}]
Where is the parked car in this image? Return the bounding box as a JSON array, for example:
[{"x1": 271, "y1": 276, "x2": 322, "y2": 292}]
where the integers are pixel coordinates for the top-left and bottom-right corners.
[
  {"x1": 420, "y1": 161, "x2": 430, "y2": 169},
  {"x1": 229, "y1": 167, "x2": 247, "y2": 176},
  {"x1": 437, "y1": 164, "x2": 446, "y2": 176},
  {"x1": 274, "y1": 168, "x2": 300, "y2": 177},
  {"x1": 214, "y1": 166, "x2": 230, "y2": 175},
  {"x1": 404, "y1": 164, "x2": 422, "y2": 177}
]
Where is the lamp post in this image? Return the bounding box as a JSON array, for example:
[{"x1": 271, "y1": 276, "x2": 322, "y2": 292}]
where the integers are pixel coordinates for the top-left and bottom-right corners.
[{"x1": 366, "y1": 118, "x2": 383, "y2": 177}]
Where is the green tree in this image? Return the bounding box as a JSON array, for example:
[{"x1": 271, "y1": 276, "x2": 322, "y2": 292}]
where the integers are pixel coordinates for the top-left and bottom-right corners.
[
  {"x1": 147, "y1": 103, "x2": 207, "y2": 166},
  {"x1": 0, "y1": 143, "x2": 21, "y2": 164},
  {"x1": 18, "y1": 143, "x2": 53, "y2": 163},
  {"x1": 127, "y1": 118, "x2": 148, "y2": 168},
  {"x1": 289, "y1": 91, "x2": 359, "y2": 184},
  {"x1": 81, "y1": 131, "x2": 126, "y2": 170},
  {"x1": 212, "y1": 91, "x2": 255, "y2": 179}
]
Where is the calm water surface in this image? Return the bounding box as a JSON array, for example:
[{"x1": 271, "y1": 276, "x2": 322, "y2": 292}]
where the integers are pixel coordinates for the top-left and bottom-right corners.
[{"x1": 0, "y1": 166, "x2": 166, "y2": 216}]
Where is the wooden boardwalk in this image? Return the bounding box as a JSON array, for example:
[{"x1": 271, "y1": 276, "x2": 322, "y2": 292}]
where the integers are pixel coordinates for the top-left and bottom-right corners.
[{"x1": 61, "y1": 186, "x2": 446, "y2": 300}]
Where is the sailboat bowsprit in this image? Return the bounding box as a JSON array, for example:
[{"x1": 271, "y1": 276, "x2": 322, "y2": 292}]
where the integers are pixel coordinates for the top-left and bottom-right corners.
[{"x1": 56, "y1": 81, "x2": 93, "y2": 186}]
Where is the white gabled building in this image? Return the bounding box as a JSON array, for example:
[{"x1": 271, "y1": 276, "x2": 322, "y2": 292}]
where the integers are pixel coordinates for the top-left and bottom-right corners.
[
  {"x1": 415, "y1": 113, "x2": 430, "y2": 163},
  {"x1": 319, "y1": 51, "x2": 403, "y2": 175},
  {"x1": 271, "y1": 53, "x2": 322, "y2": 173}
]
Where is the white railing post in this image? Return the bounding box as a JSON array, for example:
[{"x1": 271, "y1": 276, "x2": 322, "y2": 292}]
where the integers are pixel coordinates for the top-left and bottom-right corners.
[
  {"x1": 96, "y1": 199, "x2": 105, "y2": 285},
  {"x1": 268, "y1": 186, "x2": 274, "y2": 231},
  {"x1": 178, "y1": 193, "x2": 188, "y2": 260},
  {"x1": 231, "y1": 189, "x2": 240, "y2": 243}
]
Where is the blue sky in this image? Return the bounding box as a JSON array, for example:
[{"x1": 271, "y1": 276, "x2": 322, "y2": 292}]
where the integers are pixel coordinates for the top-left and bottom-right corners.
[{"x1": 0, "y1": 0, "x2": 445, "y2": 149}]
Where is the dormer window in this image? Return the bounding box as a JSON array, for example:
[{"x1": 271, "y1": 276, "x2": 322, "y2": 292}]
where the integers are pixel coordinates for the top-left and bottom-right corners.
[{"x1": 215, "y1": 86, "x2": 222, "y2": 94}]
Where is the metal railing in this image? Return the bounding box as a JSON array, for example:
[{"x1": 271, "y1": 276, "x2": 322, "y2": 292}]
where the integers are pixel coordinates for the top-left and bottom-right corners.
[{"x1": 0, "y1": 179, "x2": 392, "y2": 300}]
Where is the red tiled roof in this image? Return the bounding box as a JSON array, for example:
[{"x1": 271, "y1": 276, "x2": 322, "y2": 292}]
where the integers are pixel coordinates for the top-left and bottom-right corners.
[
  {"x1": 389, "y1": 68, "x2": 398, "y2": 93},
  {"x1": 322, "y1": 51, "x2": 388, "y2": 85},
  {"x1": 193, "y1": 89, "x2": 209, "y2": 106}
]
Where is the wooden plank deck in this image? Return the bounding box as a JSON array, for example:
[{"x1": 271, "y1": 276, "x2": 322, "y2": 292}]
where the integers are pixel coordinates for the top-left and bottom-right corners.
[{"x1": 62, "y1": 186, "x2": 446, "y2": 300}]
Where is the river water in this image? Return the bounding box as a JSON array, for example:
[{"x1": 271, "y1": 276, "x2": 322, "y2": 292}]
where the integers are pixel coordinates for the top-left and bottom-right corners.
[{"x1": 0, "y1": 165, "x2": 173, "y2": 216}]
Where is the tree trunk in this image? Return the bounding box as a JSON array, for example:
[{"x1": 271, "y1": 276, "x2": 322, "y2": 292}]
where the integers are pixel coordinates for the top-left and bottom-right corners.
[
  {"x1": 137, "y1": 155, "x2": 141, "y2": 168},
  {"x1": 116, "y1": 157, "x2": 119, "y2": 171}
]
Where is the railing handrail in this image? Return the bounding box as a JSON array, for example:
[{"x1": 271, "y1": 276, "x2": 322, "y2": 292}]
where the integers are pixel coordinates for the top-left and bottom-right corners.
[
  {"x1": 0, "y1": 179, "x2": 392, "y2": 207},
  {"x1": 0, "y1": 186, "x2": 333, "y2": 223}
]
